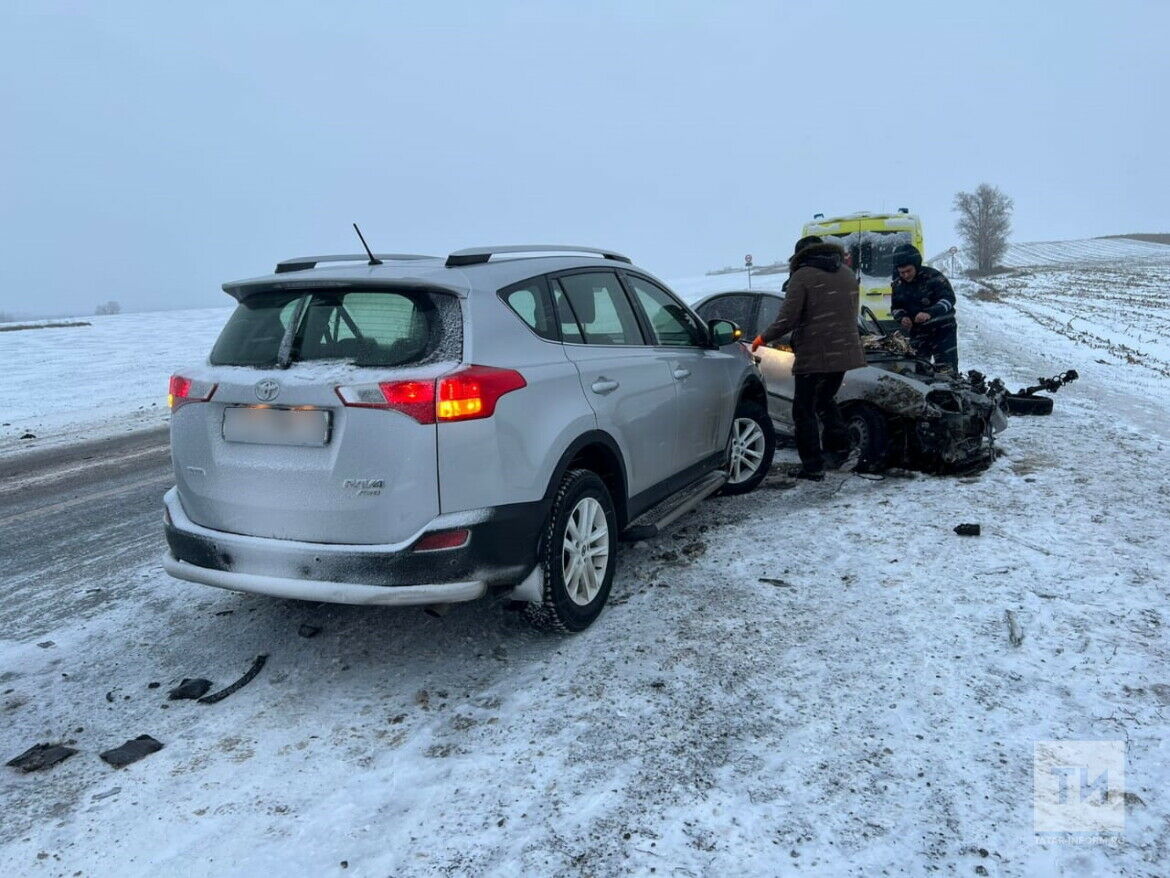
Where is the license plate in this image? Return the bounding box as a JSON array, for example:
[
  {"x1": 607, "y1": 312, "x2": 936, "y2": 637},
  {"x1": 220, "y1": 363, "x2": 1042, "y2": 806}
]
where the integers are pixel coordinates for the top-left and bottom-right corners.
[{"x1": 222, "y1": 406, "x2": 331, "y2": 447}]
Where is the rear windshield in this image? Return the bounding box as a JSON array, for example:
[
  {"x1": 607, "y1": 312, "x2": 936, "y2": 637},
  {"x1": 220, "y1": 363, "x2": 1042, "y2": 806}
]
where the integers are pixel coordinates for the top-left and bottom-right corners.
[
  {"x1": 823, "y1": 230, "x2": 913, "y2": 278},
  {"x1": 210, "y1": 288, "x2": 462, "y2": 367}
]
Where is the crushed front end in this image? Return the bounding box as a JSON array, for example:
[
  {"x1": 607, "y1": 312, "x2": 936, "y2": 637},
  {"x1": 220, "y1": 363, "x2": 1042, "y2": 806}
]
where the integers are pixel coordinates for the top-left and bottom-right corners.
[
  {"x1": 859, "y1": 332, "x2": 1007, "y2": 474},
  {"x1": 909, "y1": 383, "x2": 1006, "y2": 473}
]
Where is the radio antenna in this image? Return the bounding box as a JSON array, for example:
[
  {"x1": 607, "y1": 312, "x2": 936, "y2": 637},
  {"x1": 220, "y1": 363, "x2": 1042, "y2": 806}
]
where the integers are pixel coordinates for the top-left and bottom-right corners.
[{"x1": 352, "y1": 223, "x2": 382, "y2": 266}]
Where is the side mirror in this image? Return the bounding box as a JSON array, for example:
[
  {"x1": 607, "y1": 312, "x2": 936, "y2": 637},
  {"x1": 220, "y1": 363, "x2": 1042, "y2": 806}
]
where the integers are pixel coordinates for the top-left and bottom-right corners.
[{"x1": 707, "y1": 319, "x2": 742, "y2": 347}]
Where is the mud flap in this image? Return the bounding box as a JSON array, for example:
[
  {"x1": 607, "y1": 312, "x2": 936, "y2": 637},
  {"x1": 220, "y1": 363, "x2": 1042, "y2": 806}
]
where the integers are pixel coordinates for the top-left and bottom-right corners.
[{"x1": 508, "y1": 564, "x2": 544, "y2": 603}]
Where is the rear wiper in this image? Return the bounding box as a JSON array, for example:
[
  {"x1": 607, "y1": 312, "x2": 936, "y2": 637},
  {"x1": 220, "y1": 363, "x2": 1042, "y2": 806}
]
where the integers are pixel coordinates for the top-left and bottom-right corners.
[{"x1": 276, "y1": 295, "x2": 310, "y2": 369}]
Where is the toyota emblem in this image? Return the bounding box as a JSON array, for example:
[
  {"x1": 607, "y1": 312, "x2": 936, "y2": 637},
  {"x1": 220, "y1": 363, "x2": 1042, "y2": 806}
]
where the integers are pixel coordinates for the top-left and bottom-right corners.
[{"x1": 254, "y1": 378, "x2": 281, "y2": 402}]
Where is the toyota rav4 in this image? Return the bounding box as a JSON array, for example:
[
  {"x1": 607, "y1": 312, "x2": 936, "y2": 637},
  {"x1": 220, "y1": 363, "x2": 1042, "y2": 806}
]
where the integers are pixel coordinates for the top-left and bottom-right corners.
[{"x1": 163, "y1": 245, "x2": 774, "y2": 632}]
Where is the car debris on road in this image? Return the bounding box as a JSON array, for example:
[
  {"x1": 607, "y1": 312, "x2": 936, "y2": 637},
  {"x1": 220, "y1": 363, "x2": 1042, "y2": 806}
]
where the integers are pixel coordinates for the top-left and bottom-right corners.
[
  {"x1": 168, "y1": 678, "x2": 212, "y2": 700},
  {"x1": 99, "y1": 735, "x2": 164, "y2": 768},
  {"x1": 6, "y1": 743, "x2": 78, "y2": 773},
  {"x1": 198, "y1": 654, "x2": 267, "y2": 705}
]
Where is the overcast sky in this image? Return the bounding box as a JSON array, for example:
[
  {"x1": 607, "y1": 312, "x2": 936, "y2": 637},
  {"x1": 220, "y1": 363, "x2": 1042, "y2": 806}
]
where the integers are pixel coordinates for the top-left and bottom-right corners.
[{"x1": 1, "y1": 0, "x2": 1166, "y2": 317}]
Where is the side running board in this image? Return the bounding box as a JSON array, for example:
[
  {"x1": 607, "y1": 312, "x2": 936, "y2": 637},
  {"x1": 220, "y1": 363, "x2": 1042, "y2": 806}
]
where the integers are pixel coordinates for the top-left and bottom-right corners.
[{"x1": 622, "y1": 470, "x2": 727, "y2": 541}]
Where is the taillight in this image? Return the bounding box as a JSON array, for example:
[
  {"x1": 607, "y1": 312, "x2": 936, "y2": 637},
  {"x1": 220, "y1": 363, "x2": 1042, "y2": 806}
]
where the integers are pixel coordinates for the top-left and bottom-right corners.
[
  {"x1": 334, "y1": 380, "x2": 437, "y2": 423},
  {"x1": 335, "y1": 366, "x2": 525, "y2": 424},
  {"x1": 437, "y1": 366, "x2": 526, "y2": 422},
  {"x1": 168, "y1": 374, "x2": 217, "y2": 409}
]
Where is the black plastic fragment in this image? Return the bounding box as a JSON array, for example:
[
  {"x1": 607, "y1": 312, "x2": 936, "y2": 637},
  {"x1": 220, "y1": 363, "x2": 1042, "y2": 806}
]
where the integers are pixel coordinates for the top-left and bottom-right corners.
[
  {"x1": 199, "y1": 654, "x2": 268, "y2": 705},
  {"x1": 759, "y1": 577, "x2": 794, "y2": 588},
  {"x1": 7, "y1": 743, "x2": 78, "y2": 773},
  {"x1": 99, "y1": 735, "x2": 163, "y2": 768},
  {"x1": 954, "y1": 523, "x2": 981, "y2": 536},
  {"x1": 168, "y1": 678, "x2": 212, "y2": 700}
]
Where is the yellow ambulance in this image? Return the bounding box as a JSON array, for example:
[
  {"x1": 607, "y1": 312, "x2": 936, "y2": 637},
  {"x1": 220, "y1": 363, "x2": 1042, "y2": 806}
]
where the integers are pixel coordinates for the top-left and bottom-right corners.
[{"x1": 801, "y1": 210, "x2": 924, "y2": 322}]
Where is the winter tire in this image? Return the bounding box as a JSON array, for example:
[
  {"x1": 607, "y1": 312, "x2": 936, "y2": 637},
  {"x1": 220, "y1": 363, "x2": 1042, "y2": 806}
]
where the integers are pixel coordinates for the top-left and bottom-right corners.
[
  {"x1": 1003, "y1": 393, "x2": 1054, "y2": 416},
  {"x1": 524, "y1": 469, "x2": 618, "y2": 633},
  {"x1": 845, "y1": 404, "x2": 891, "y2": 472},
  {"x1": 720, "y1": 400, "x2": 776, "y2": 495}
]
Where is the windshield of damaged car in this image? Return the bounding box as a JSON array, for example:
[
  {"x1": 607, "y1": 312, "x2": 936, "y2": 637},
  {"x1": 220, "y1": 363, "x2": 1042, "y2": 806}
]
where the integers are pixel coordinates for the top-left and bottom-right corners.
[
  {"x1": 210, "y1": 289, "x2": 461, "y2": 367},
  {"x1": 824, "y1": 230, "x2": 913, "y2": 279}
]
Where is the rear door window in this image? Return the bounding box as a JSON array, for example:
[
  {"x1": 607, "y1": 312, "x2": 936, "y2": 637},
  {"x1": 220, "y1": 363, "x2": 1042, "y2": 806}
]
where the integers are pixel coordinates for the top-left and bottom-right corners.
[
  {"x1": 551, "y1": 280, "x2": 585, "y2": 343},
  {"x1": 553, "y1": 272, "x2": 645, "y2": 346},
  {"x1": 624, "y1": 275, "x2": 706, "y2": 347},
  {"x1": 210, "y1": 288, "x2": 461, "y2": 367}
]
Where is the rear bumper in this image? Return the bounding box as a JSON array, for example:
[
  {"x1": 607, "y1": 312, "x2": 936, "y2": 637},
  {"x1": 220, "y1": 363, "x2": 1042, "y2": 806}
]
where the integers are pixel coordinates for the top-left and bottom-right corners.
[
  {"x1": 162, "y1": 487, "x2": 547, "y2": 606},
  {"x1": 162, "y1": 556, "x2": 486, "y2": 606}
]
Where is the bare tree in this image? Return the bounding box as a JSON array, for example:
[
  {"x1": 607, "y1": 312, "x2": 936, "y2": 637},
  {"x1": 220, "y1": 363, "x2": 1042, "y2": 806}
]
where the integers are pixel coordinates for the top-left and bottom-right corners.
[
  {"x1": 95, "y1": 300, "x2": 121, "y2": 315},
  {"x1": 953, "y1": 184, "x2": 1013, "y2": 275}
]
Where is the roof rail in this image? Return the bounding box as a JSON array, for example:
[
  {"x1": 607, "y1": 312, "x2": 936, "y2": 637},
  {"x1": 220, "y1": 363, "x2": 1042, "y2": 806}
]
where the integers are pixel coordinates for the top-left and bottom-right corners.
[
  {"x1": 445, "y1": 245, "x2": 632, "y2": 268},
  {"x1": 274, "y1": 253, "x2": 436, "y2": 274}
]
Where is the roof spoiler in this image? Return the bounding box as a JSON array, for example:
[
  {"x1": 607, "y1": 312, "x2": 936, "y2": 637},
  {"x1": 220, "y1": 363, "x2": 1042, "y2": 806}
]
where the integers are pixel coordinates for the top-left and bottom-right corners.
[
  {"x1": 445, "y1": 245, "x2": 631, "y2": 267},
  {"x1": 274, "y1": 253, "x2": 436, "y2": 274}
]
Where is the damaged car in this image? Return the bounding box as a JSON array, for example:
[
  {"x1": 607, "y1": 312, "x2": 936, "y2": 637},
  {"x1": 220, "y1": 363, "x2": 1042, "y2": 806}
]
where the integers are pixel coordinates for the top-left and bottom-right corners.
[{"x1": 693, "y1": 292, "x2": 1007, "y2": 472}]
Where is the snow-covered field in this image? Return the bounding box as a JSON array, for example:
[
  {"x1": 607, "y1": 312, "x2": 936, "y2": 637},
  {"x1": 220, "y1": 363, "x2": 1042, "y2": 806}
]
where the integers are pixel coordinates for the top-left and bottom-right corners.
[
  {"x1": 0, "y1": 308, "x2": 232, "y2": 453},
  {"x1": 972, "y1": 265, "x2": 1170, "y2": 379},
  {"x1": 931, "y1": 237, "x2": 1170, "y2": 278},
  {"x1": 998, "y1": 238, "x2": 1170, "y2": 270},
  {"x1": 2, "y1": 251, "x2": 1170, "y2": 876},
  {"x1": 668, "y1": 271, "x2": 785, "y2": 302}
]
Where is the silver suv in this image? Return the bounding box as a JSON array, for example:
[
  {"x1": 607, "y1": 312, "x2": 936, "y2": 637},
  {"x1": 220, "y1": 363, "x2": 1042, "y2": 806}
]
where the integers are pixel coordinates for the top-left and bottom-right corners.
[{"x1": 163, "y1": 245, "x2": 774, "y2": 631}]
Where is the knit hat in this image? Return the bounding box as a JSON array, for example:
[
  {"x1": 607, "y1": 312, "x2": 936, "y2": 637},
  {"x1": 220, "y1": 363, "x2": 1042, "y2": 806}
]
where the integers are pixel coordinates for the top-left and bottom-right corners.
[
  {"x1": 892, "y1": 244, "x2": 922, "y2": 269},
  {"x1": 793, "y1": 235, "x2": 823, "y2": 256}
]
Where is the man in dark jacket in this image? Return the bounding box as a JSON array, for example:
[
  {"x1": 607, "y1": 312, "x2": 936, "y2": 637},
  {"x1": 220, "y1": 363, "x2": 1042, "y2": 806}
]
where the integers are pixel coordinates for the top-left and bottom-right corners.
[
  {"x1": 890, "y1": 244, "x2": 958, "y2": 372},
  {"x1": 752, "y1": 236, "x2": 866, "y2": 481}
]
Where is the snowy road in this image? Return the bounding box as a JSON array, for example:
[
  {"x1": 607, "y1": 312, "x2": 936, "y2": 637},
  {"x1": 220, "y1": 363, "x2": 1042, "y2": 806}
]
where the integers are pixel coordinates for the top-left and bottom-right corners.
[
  {"x1": 2, "y1": 265, "x2": 1169, "y2": 877},
  {"x1": 1, "y1": 428, "x2": 170, "y2": 637}
]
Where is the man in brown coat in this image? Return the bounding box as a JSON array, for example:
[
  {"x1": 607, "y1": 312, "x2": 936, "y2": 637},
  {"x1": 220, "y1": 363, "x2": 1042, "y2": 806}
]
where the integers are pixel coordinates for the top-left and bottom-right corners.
[{"x1": 751, "y1": 236, "x2": 866, "y2": 480}]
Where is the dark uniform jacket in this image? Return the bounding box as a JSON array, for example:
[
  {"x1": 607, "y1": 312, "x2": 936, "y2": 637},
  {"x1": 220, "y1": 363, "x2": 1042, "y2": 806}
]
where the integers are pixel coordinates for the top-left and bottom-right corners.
[
  {"x1": 890, "y1": 266, "x2": 956, "y2": 330},
  {"x1": 761, "y1": 243, "x2": 866, "y2": 374}
]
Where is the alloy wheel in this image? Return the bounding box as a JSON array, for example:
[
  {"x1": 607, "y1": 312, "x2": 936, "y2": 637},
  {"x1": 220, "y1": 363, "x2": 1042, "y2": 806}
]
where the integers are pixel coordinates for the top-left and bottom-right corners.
[
  {"x1": 728, "y1": 417, "x2": 767, "y2": 484},
  {"x1": 561, "y1": 496, "x2": 610, "y2": 606}
]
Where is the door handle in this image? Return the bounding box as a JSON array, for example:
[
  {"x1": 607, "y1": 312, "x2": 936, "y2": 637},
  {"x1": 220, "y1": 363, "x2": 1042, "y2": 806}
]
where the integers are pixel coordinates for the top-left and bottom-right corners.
[
  {"x1": 673, "y1": 368, "x2": 691, "y2": 380},
  {"x1": 591, "y1": 379, "x2": 620, "y2": 394}
]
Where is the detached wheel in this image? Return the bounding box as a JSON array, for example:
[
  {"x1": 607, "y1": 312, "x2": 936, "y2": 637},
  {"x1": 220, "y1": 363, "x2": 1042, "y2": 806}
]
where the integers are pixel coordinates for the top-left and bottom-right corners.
[
  {"x1": 720, "y1": 399, "x2": 776, "y2": 495},
  {"x1": 1003, "y1": 393, "x2": 1054, "y2": 415},
  {"x1": 846, "y1": 404, "x2": 891, "y2": 472},
  {"x1": 524, "y1": 469, "x2": 617, "y2": 633}
]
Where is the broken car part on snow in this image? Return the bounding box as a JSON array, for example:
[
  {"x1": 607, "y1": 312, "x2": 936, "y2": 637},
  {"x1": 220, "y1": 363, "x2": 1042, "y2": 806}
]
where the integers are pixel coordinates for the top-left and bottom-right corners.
[
  {"x1": 6, "y1": 743, "x2": 78, "y2": 773},
  {"x1": 198, "y1": 654, "x2": 267, "y2": 705},
  {"x1": 967, "y1": 369, "x2": 1079, "y2": 417},
  {"x1": 99, "y1": 735, "x2": 164, "y2": 768},
  {"x1": 168, "y1": 678, "x2": 212, "y2": 700}
]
